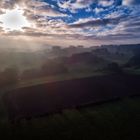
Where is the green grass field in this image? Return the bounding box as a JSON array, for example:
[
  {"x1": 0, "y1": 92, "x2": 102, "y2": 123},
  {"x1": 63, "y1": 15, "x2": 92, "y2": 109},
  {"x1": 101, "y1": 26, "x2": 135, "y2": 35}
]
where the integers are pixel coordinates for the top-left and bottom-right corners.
[
  {"x1": 0, "y1": 97, "x2": 139, "y2": 140},
  {"x1": 3, "y1": 71, "x2": 107, "y2": 91}
]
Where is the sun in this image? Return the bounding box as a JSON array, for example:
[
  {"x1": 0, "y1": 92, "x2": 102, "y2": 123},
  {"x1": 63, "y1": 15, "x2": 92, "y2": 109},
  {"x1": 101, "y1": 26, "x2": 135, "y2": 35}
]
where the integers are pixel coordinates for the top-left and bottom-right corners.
[{"x1": 0, "y1": 6, "x2": 31, "y2": 31}]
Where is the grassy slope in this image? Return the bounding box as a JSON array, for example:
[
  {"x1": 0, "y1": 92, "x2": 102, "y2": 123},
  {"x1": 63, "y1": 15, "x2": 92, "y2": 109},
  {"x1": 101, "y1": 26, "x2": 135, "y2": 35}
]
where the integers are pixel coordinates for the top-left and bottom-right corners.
[
  {"x1": 125, "y1": 68, "x2": 140, "y2": 75},
  {"x1": 4, "y1": 71, "x2": 107, "y2": 91},
  {"x1": 0, "y1": 97, "x2": 139, "y2": 140}
]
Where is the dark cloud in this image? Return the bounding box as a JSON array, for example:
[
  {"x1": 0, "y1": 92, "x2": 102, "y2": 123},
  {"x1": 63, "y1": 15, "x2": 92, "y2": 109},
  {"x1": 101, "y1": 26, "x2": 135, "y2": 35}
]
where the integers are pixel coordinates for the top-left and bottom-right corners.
[{"x1": 69, "y1": 17, "x2": 121, "y2": 28}]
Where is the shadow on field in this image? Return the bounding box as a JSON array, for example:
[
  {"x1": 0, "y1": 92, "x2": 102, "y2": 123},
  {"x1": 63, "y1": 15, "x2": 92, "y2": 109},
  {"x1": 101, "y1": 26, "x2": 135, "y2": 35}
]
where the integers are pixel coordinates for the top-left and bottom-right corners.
[{"x1": 2, "y1": 74, "x2": 140, "y2": 123}]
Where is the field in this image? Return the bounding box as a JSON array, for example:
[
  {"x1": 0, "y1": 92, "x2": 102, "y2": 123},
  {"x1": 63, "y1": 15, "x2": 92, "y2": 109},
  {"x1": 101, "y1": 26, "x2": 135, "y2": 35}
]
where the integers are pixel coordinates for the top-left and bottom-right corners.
[
  {"x1": 0, "y1": 97, "x2": 139, "y2": 140},
  {"x1": 10, "y1": 71, "x2": 108, "y2": 90},
  {"x1": 3, "y1": 74, "x2": 140, "y2": 121},
  {"x1": 0, "y1": 73, "x2": 140, "y2": 140}
]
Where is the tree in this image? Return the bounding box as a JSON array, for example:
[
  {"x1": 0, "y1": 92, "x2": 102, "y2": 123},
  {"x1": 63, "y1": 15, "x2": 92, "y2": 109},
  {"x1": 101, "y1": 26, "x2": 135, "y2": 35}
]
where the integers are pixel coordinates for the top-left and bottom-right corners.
[
  {"x1": 0, "y1": 67, "x2": 19, "y2": 87},
  {"x1": 126, "y1": 55, "x2": 140, "y2": 68},
  {"x1": 107, "y1": 62, "x2": 123, "y2": 74},
  {"x1": 42, "y1": 60, "x2": 68, "y2": 76}
]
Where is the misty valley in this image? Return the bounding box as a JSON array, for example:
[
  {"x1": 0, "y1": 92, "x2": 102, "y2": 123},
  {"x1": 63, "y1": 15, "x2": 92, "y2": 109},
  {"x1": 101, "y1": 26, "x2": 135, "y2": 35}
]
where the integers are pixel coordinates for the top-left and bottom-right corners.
[
  {"x1": 0, "y1": 44, "x2": 140, "y2": 140},
  {"x1": 0, "y1": 44, "x2": 139, "y2": 89}
]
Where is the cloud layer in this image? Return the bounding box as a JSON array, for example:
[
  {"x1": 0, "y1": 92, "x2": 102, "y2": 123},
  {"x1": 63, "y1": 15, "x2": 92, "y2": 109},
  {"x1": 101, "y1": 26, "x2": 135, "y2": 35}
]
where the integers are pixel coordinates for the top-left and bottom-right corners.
[{"x1": 0, "y1": 0, "x2": 140, "y2": 46}]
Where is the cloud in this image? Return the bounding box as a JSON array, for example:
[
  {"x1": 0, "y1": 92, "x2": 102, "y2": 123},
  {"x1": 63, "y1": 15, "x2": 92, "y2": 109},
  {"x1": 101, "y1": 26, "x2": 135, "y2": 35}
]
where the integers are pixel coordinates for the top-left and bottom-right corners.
[
  {"x1": 0, "y1": 0, "x2": 140, "y2": 46},
  {"x1": 26, "y1": 1, "x2": 68, "y2": 17},
  {"x1": 33, "y1": 5, "x2": 67, "y2": 17},
  {"x1": 94, "y1": 7, "x2": 104, "y2": 14},
  {"x1": 69, "y1": 17, "x2": 120, "y2": 28},
  {"x1": 57, "y1": 0, "x2": 95, "y2": 13},
  {"x1": 99, "y1": 0, "x2": 114, "y2": 7},
  {"x1": 0, "y1": 0, "x2": 67, "y2": 17},
  {"x1": 122, "y1": 0, "x2": 140, "y2": 5}
]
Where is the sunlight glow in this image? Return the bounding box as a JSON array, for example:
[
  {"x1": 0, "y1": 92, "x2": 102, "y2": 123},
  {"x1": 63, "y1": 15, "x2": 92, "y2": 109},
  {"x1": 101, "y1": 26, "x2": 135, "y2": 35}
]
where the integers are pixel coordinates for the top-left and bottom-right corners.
[{"x1": 0, "y1": 6, "x2": 31, "y2": 31}]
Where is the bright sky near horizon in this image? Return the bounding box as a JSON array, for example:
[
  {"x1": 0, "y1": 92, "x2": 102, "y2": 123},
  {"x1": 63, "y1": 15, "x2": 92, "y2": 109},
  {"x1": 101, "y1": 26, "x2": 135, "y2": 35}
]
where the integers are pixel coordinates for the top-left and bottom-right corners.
[{"x1": 0, "y1": 0, "x2": 140, "y2": 48}]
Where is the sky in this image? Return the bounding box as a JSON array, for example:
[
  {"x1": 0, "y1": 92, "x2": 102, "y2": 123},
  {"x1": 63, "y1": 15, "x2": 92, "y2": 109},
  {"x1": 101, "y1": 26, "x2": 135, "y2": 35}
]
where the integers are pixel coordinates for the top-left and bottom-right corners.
[{"x1": 0, "y1": 0, "x2": 140, "y2": 49}]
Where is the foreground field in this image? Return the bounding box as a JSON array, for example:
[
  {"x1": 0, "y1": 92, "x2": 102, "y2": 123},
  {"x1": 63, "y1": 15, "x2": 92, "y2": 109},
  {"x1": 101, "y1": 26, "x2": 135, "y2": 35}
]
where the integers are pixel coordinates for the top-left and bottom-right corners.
[
  {"x1": 1, "y1": 74, "x2": 140, "y2": 140},
  {"x1": 0, "y1": 97, "x2": 139, "y2": 140},
  {"x1": 3, "y1": 74, "x2": 140, "y2": 122}
]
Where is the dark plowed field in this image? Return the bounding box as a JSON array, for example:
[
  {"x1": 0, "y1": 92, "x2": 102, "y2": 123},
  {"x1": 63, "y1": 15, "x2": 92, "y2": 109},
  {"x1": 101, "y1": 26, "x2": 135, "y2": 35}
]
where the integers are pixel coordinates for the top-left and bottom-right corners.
[{"x1": 3, "y1": 74, "x2": 140, "y2": 121}]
